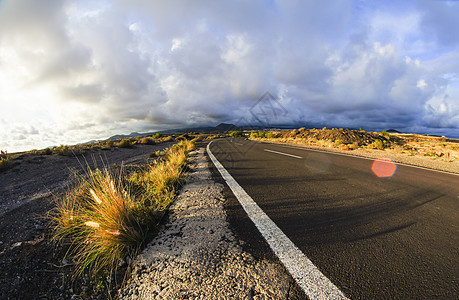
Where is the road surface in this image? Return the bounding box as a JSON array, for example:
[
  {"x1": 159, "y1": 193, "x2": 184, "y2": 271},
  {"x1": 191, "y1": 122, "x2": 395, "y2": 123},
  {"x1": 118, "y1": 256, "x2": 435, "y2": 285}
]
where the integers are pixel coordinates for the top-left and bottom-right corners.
[{"x1": 208, "y1": 138, "x2": 459, "y2": 299}]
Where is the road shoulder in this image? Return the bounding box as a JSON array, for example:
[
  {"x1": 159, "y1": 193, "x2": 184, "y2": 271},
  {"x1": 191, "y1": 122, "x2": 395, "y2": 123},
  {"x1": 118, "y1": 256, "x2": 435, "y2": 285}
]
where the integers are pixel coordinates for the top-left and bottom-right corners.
[{"x1": 119, "y1": 147, "x2": 302, "y2": 299}]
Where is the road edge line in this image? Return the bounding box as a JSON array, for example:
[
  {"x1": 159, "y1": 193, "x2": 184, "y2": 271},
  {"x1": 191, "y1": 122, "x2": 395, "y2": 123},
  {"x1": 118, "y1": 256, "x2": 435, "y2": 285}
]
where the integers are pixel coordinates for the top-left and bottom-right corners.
[{"x1": 207, "y1": 141, "x2": 349, "y2": 300}]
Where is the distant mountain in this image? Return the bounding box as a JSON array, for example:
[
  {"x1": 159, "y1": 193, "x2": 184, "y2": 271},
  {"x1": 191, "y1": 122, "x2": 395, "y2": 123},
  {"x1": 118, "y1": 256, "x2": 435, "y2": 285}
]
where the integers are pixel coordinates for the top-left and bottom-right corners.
[
  {"x1": 212, "y1": 123, "x2": 239, "y2": 132},
  {"x1": 105, "y1": 123, "x2": 241, "y2": 141},
  {"x1": 106, "y1": 132, "x2": 142, "y2": 141},
  {"x1": 386, "y1": 129, "x2": 401, "y2": 133}
]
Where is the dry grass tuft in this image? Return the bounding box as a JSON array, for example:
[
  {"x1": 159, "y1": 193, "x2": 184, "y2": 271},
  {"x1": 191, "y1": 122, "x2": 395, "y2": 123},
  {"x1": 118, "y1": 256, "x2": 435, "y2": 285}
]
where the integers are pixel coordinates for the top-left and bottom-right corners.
[{"x1": 52, "y1": 140, "x2": 195, "y2": 279}]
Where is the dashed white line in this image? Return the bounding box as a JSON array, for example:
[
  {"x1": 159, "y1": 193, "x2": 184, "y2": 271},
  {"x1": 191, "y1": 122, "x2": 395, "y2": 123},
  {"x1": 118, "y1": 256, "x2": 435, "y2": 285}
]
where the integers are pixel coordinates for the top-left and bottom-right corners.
[
  {"x1": 207, "y1": 141, "x2": 349, "y2": 300},
  {"x1": 264, "y1": 149, "x2": 303, "y2": 159},
  {"x1": 275, "y1": 143, "x2": 459, "y2": 176},
  {"x1": 235, "y1": 143, "x2": 244, "y2": 146}
]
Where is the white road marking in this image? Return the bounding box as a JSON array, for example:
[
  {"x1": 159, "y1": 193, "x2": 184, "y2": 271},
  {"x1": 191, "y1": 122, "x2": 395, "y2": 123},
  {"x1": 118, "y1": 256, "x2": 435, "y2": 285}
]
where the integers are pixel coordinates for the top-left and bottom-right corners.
[
  {"x1": 264, "y1": 149, "x2": 303, "y2": 159},
  {"x1": 235, "y1": 143, "x2": 244, "y2": 146},
  {"x1": 207, "y1": 141, "x2": 349, "y2": 300},
  {"x1": 274, "y1": 143, "x2": 459, "y2": 177}
]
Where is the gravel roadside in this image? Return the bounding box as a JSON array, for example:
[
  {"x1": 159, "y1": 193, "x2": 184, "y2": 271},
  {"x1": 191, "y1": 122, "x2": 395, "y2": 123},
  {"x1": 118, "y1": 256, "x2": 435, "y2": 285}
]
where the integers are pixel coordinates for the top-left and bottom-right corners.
[{"x1": 119, "y1": 147, "x2": 300, "y2": 299}]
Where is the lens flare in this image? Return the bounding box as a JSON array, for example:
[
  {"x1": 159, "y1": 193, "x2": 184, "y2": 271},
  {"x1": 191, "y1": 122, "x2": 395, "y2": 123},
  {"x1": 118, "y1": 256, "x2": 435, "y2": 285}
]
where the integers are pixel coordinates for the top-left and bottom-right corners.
[{"x1": 371, "y1": 158, "x2": 397, "y2": 178}]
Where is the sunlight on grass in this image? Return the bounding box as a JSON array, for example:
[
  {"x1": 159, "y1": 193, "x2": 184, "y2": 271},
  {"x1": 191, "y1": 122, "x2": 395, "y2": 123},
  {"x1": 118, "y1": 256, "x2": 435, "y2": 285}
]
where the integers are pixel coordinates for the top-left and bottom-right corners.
[{"x1": 52, "y1": 140, "x2": 195, "y2": 279}]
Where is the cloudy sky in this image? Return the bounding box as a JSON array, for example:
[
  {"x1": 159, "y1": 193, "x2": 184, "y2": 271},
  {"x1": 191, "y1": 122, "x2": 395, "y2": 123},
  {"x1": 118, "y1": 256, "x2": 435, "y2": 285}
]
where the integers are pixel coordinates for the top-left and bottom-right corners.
[{"x1": 1, "y1": 0, "x2": 458, "y2": 152}]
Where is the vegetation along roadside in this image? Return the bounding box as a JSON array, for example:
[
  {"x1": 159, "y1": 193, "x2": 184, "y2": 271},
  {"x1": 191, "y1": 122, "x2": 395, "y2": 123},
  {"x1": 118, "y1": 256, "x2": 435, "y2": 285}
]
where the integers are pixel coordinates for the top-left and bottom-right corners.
[{"x1": 50, "y1": 139, "x2": 195, "y2": 295}]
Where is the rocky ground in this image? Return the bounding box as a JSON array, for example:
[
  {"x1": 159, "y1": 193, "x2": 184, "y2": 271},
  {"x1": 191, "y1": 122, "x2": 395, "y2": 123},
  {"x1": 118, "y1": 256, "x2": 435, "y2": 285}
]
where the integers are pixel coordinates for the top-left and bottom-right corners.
[{"x1": 119, "y1": 148, "x2": 303, "y2": 299}]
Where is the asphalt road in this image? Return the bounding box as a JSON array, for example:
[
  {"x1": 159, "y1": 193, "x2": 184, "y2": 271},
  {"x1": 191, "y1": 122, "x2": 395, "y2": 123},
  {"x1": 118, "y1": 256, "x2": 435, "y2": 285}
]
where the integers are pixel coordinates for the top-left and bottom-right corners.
[{"x1": 208, "y1": 138, "x2": 459, "y2": 299}]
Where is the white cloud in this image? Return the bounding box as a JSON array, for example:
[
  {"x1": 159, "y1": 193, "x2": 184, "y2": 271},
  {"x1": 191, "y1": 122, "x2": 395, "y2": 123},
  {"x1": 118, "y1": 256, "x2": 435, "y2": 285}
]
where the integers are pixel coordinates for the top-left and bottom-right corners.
[{"x1": 0, "y1": 0, "x2": 458, "y2": 152}]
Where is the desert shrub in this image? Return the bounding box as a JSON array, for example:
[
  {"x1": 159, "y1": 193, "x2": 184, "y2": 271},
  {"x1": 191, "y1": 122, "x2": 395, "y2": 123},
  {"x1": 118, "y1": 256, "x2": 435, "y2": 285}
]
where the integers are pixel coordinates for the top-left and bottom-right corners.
[
  {"x1": 349, "y1": 142, "x2": 359, "y2": 150},
  {"x1": 339, "y1": 144, "x2": 350, "y2": 150},
  {"x1": 53, "y1": 145, "x2": 71, "y2": 156},
  {"x1": 373, "y1": 139, "x2": 384, "y2": 150},
  {"x1": 161, "y1": 136, "x2": 174, "y2": 142},
  {"x1": 52, "y1": 140, "x2": 194, "y2": 279},
  {"x1": 118, "y1": 139, "x2": 132, "y2": 148},
  {"x1": 257, "y1": 131, "x2": 266, "y2": 138},
  {"x1": 266, "y1": 132, "x2": 278, "y2": 139},
  {"x1": 140, "y1": 137, "x2": 155, "y2": 145},
  {"x1": 106, "y1": 140, "x2": 115, "y2": 148},
  {"x1": 380, "y1": 131, "x2": 390, "y2": 138},
  {"x1": 229, "y1": 131, "x2": 242, "y2": 137},
  {"x1": 0, "y1": 150, "x2": 11, "y2": 171},
  {"x1": 289, "y1": 129, "x2": 299, "y2": 137},
  {"x1": 152, "y1": 133, "x2": 163, "y2": 139},
  {"x1": 335, "y1": 139, "x2": 342, "y2": 145},
  {"x1": 177, "y1": 134, "x2": 190, "y2": 141}
]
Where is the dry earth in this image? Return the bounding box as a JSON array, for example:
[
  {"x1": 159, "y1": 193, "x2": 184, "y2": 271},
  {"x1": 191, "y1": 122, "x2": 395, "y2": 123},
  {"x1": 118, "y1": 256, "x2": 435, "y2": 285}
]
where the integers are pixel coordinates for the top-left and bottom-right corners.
[
  {"x1": 0, "y1": 143, "x2": 173, "y2": 299},
  {"x1": 119, "y1": 148, "x2": 302, "y2": 299}
]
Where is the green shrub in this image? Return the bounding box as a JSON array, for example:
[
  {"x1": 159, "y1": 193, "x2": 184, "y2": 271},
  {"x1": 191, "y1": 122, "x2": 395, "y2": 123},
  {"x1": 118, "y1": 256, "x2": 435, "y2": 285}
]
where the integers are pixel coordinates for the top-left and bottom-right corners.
[
  {"x1": 266, "y1": 132, "x2": 277, "y2": 139},
  {"x1": 229, "y1": 131, "x2": 242, "y2": 137},
  {"x1": 250, "y1": 131, "x2": 259, "y2": 139},
  {"x1": 0, "y1": 150, "x2": 11, "y2": 171},
  {"x1": 53, "y1": 145, "x2": 71, "y2": 156},
  {"x1": 380, "y1": 131, "x2": 390, "y2": 138},
  {"x1": 374, "y1": 139, "x2": 384, "y2": 150},
  {"x1": 118, "y1": 139, "x2": 132, "y2": 148},
  {"x1": 152, "y1": 133, "x2": 163, "y2": 139}
]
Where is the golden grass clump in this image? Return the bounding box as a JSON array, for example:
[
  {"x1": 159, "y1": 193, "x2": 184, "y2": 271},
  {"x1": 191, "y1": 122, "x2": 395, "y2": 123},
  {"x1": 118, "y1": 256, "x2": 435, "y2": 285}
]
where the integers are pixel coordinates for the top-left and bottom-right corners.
[
  {"x1": 53, "y1": 168, "x2": 151, "y2": 277},
  {"x1": 52, "y1": 140, "x2": 195, "y2": 279},
  {"x1": 128, "y1": 140, "x2": 194, "y2": 209}
]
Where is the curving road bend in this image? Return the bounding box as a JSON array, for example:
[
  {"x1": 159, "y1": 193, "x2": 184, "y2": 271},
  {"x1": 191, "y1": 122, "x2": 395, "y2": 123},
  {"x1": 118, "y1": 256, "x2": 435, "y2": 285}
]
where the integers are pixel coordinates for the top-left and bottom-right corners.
[{"x1": 209, "y1": 138, "x2": 459, "y2": 299}]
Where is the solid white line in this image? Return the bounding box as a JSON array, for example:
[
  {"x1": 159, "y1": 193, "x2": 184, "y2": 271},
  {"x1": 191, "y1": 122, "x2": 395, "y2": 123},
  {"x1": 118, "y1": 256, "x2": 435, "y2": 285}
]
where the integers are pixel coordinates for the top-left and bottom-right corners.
[
  {"x1": 207, "y1": 141, "x2": 349, "y2": 300},
  {"x1": 264, "y1": 149, "x2": 303, "y2": 159},
  {"x1": 275, "y1": 143, "x2": 459, "y2": 177}
]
